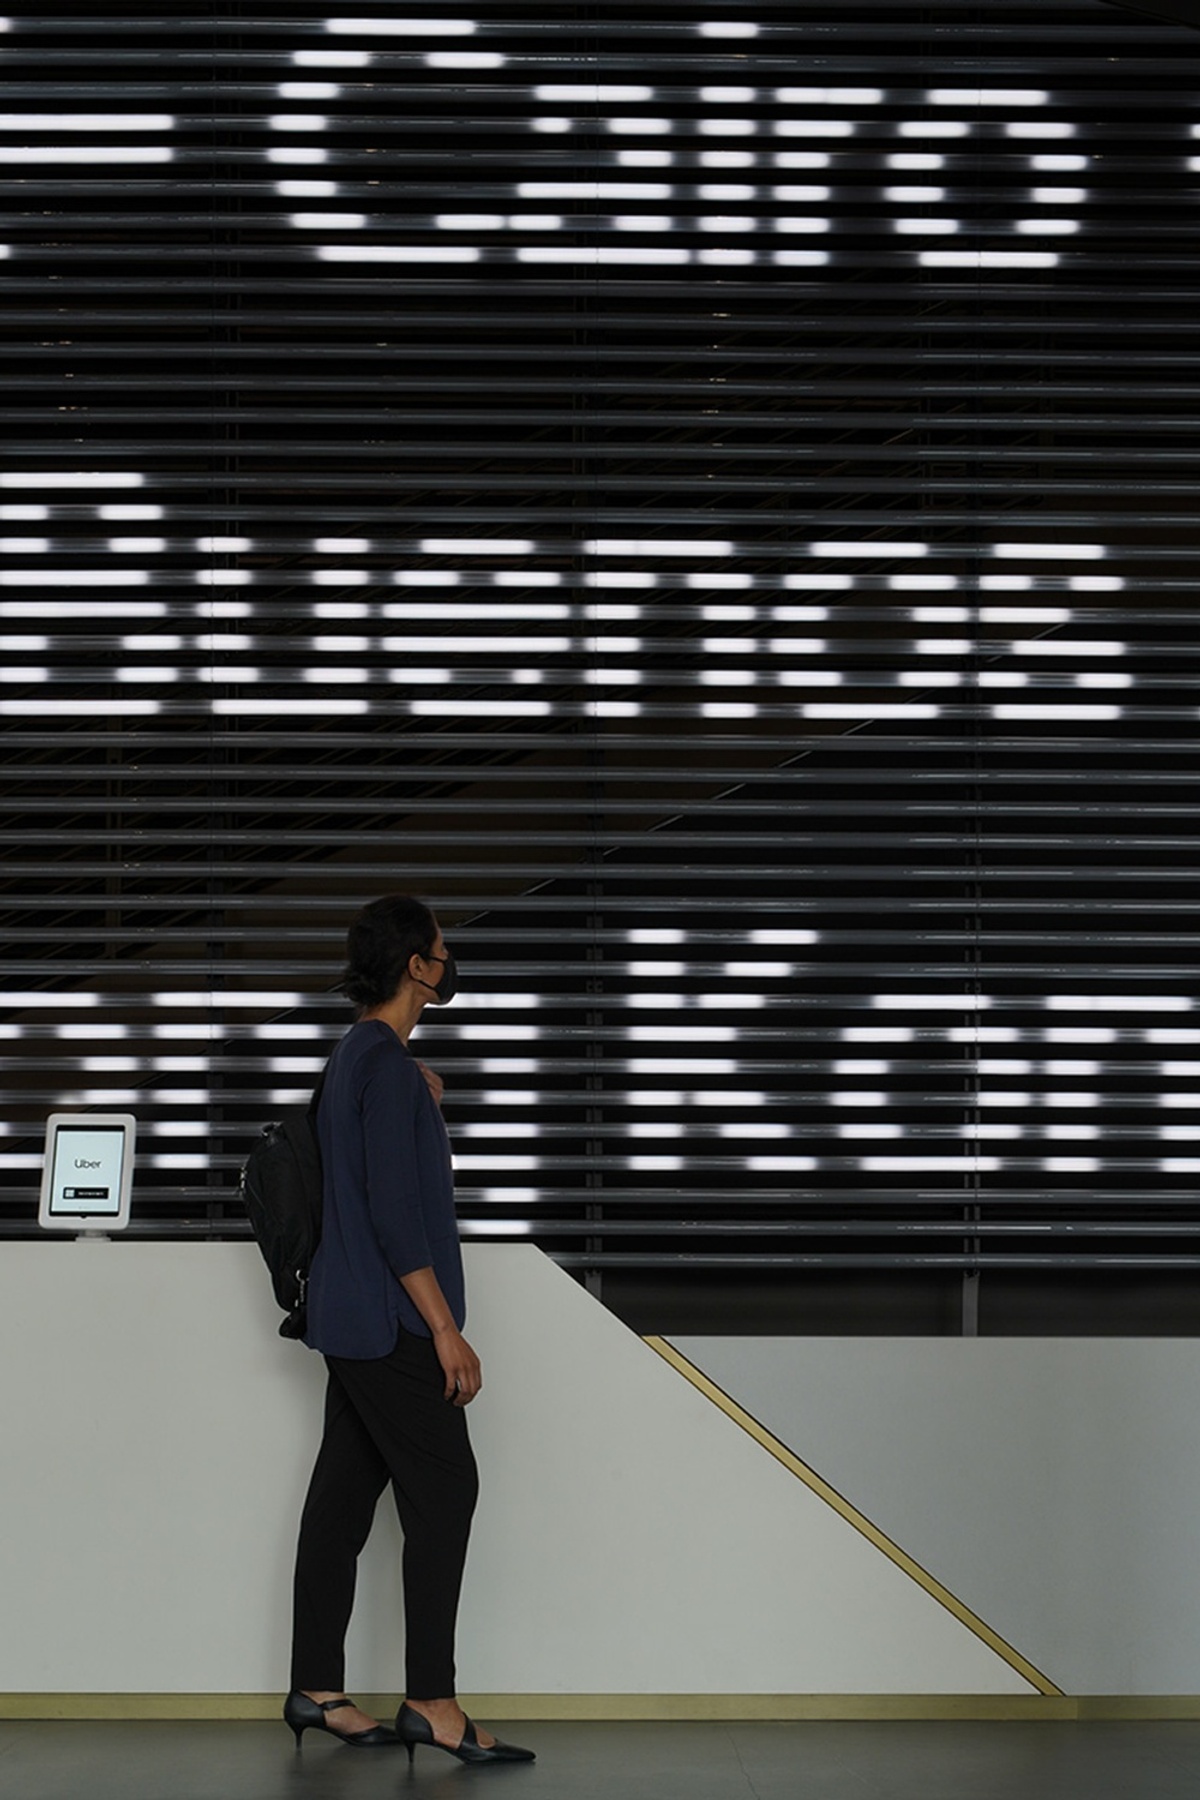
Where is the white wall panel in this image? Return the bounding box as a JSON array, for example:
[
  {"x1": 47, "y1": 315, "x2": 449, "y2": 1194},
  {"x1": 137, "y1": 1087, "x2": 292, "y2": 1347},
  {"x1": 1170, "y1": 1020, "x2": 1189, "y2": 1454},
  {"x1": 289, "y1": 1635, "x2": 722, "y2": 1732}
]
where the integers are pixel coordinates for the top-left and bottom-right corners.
[
  {"x1": 676, "y1": 1334, "x2": 1200, "y2": 1694},
  {"x1": 0, "y1": 1243, "x2": 1031, "y2": 1698}
]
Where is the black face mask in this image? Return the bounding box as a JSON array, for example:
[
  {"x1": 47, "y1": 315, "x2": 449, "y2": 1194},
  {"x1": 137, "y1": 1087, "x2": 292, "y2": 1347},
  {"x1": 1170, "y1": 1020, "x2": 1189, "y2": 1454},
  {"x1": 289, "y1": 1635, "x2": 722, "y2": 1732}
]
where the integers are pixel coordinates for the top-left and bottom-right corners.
[{"x1": 416, "y1": 950, "x2": 458, "y2": 1006}]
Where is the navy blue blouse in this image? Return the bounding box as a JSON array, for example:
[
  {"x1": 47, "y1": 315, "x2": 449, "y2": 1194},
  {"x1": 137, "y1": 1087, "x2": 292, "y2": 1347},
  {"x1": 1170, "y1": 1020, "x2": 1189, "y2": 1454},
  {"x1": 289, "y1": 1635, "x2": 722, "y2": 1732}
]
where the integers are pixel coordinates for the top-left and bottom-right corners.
[{"x1": 304, "y1": 1018, "x2": 466, "y2": 1359}]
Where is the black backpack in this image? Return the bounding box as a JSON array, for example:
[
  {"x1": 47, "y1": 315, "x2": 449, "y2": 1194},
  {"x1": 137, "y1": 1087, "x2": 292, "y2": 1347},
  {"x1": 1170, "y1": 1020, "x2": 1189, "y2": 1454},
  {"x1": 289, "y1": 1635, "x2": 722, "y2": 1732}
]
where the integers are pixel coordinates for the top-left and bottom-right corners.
[{"x1": 240, "y1": 1068, "x2": 327, "y2": 1340}]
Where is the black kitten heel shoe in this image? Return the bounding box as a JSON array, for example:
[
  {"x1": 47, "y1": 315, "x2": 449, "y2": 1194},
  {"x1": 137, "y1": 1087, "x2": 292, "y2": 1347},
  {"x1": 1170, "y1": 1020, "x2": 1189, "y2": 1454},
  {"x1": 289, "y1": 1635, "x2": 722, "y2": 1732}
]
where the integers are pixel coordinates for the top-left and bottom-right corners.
[
  {"x1": 396, "y1": 1702, "x2": 535, "y2": 1765},
  {"x1": 283, "y1": 1691, "x2": 400, "y2": 1748}
]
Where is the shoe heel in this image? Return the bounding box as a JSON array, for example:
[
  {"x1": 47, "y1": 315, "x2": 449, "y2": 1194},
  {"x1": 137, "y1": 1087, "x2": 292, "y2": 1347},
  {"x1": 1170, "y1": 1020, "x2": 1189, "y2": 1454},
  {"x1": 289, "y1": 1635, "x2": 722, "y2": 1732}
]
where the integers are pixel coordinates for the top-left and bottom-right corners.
[{"x1": 405, "y1": 1741, "x2": 415, "y2": 1767}]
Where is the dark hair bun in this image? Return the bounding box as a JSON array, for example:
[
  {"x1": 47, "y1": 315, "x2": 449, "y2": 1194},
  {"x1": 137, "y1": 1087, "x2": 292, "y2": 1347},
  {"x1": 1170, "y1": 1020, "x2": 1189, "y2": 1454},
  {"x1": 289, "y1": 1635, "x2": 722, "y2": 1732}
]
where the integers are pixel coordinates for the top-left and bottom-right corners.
[{"x1": 341, "y1": 894, "x2": 437, "y2": 1011}]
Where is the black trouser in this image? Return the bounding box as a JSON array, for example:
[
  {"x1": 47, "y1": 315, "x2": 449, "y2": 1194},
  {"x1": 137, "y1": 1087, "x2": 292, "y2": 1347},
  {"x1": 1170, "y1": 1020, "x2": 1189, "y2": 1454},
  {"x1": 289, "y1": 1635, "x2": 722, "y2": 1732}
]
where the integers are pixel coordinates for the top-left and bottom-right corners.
[{"x1": 290, "y1": 1326, "x2": 479, "y2": 1700}]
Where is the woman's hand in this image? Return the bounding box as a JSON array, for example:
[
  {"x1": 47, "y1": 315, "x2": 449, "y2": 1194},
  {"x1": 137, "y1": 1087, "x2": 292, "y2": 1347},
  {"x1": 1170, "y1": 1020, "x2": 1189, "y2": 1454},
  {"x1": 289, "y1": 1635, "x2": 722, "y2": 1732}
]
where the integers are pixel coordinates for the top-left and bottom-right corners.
[
  {"x1": 417, "y1": 1061, "x2": 444, "y2": 1107},
  {"x1": 432, "y1": 1323, "x2": 482, "y2": 1406},
  {"x1": 399, "y1": 1267, "x2": 478, "y2": 1403}
]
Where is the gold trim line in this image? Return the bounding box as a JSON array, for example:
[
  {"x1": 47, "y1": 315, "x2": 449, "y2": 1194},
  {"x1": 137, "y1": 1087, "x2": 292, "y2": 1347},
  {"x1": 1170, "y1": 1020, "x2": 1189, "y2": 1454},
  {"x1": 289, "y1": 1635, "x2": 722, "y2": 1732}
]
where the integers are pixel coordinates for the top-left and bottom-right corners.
[
  {"x1": 644, "y1": 1334, "x2": 1064, "y2": 1700},
  {"x1": 5, "y1": 1694, "x2": 1200, "y2": 1722}
]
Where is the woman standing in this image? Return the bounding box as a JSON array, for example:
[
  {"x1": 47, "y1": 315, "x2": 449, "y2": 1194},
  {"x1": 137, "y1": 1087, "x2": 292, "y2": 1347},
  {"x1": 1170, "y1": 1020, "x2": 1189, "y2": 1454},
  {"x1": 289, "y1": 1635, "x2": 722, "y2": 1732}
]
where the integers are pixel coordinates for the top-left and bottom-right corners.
[{"x1": 284, "y1": 893, "x2": 534, "y2": 1766}]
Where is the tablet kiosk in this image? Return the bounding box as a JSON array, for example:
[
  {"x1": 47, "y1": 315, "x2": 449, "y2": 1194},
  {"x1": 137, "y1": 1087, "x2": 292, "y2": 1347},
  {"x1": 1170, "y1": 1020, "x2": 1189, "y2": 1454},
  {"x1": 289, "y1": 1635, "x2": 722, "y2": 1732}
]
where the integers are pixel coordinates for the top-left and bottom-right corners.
[{"x1": 38, "y1": 1113, "x2": 136, "y2": 1233}]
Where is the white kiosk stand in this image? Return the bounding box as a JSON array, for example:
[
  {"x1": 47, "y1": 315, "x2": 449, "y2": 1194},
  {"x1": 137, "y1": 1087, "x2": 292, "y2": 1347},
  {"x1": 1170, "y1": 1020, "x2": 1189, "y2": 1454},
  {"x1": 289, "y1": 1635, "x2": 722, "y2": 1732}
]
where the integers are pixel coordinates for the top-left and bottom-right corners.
[{"x1": 38, "y1": 1112, "x2": 136, "y2": 1237}]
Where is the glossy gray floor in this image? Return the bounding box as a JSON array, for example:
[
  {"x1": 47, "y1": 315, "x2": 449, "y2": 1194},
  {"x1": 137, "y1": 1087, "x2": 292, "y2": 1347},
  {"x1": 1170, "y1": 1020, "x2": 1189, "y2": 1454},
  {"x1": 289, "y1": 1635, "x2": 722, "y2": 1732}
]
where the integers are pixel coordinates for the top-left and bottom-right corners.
[{"x1": 2, "y1": 1719, "x2": 1199, "y2": 1800}]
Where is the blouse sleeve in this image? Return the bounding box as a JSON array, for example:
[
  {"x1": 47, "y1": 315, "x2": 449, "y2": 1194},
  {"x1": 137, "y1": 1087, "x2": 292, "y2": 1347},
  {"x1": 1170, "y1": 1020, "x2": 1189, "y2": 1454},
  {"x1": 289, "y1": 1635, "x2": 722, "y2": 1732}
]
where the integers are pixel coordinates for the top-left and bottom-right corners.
[{"x1": 359, "y1": 1038, "x2": 436, "y2": 1279}]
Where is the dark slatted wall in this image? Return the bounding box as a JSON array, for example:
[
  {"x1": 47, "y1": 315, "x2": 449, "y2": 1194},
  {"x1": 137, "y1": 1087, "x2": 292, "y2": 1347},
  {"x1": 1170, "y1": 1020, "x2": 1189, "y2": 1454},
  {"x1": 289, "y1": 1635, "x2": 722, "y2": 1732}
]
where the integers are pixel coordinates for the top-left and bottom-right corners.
[{"x1": 3, "y1": 2, "x2": 1200, "y2": 1330}]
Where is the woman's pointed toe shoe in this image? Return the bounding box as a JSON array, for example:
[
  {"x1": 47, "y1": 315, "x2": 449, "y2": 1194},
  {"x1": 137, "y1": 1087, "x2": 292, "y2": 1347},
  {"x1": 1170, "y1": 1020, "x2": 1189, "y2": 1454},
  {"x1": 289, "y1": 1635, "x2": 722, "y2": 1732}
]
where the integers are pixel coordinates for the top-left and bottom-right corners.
[
  {"x1": 395, "y1": 1702, "x2": 536, "y2": 1765},
  {"x1": 283, "y1": 1691, "x2": 400, "y2": 1748}
]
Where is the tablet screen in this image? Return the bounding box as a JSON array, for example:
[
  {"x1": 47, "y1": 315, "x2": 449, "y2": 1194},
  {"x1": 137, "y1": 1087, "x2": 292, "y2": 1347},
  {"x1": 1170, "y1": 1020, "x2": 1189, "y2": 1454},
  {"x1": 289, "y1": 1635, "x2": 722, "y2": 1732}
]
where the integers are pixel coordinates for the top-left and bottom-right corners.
[{"x1": 40, "y1": 1115, "x2": 136, "y2": 1230}]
